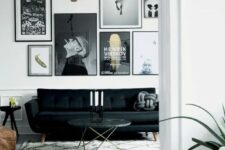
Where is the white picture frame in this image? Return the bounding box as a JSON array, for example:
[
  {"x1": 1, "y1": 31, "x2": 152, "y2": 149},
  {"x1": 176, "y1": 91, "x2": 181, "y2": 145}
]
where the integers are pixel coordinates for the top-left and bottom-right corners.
[
  {"x1": 133, "y1": 31, "x2": 159, "y2": 75},
  {"x1": 28, "y1": 45, "x2": 52, "y2": 76},
  {"x1": 14, "y1": 0, "x2": 52, "y2": 42},
  {"x1": 100, "y1": 0, "x2": 142, "y2": 29}
]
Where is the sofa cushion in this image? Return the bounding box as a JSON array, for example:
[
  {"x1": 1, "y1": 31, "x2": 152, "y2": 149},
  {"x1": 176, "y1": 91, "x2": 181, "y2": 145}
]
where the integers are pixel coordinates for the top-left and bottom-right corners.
[
  {"x1": 37, "y1": 89, "x2": 91, "y2": 111},
  {"x1": 35, "y1": 111, "x2": 158, "y2": 127},
  {"x1": 103, "y1": 88, "x2": 156, "y2": 111}
]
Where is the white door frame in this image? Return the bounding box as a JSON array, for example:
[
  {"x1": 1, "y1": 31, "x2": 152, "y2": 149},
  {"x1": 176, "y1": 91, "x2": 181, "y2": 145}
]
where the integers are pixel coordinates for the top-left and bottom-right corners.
[{"x1": 159, "y1": 0, "x2": 182, "y2": 149}]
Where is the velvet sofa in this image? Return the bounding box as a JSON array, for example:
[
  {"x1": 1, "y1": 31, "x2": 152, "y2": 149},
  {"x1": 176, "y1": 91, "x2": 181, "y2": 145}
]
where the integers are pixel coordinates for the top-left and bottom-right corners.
[{"x1": 25, "y1": 88, "x2": 159, "y2": 138}]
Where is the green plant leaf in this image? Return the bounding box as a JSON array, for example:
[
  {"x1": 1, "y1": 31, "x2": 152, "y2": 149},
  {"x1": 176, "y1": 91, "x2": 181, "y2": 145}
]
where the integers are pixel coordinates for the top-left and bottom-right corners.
[
  {"x1": 192, "y1": 138, "x2": 220, "y2": 150},
  {"x1": 206, "y1": 141, "x2": 222, "y2": 148},
  {"x1": 160, "y1": 116, "x2": 225, "y2": 145},
  {"x1": 187, "y1": 104, "x2": 225, "y2": 140},
  {"x1": 223, "y1": 105, "x2": 225, "y2": 123},
  {"x1": 188, "y1": 143, "x2": 200, "y2": 150}
]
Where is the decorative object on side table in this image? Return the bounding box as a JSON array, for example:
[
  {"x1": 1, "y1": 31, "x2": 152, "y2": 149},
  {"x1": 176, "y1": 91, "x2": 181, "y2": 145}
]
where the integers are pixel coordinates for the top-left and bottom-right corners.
[
  {"x1": 9, "y1": 97, "x2": 18, "y2": 108},
  {"x1": 14, "y1": 0, "x2": 52, "y2": 42},
  {"x1": 161, "y1": 104, "x2": 225, "y2": 150},
  {"x1": 28, "y1": 45, "x2": 52, "y2": 76},
  {"x1": 100, "y1": 0, "x2": 142, "y2": 28},
  {"x1": 0, "y1": 106, "x2": 21, "y2": 135}
]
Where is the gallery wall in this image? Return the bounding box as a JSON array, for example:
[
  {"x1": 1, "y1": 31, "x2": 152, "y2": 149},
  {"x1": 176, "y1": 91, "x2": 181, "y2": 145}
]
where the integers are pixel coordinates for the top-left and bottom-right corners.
[
  {"x1": 0, "y1": 0, "x2": 158, "y2": 90},
  {"x1": 0, "y1": 0, "x2": 158, "y2": 134}
]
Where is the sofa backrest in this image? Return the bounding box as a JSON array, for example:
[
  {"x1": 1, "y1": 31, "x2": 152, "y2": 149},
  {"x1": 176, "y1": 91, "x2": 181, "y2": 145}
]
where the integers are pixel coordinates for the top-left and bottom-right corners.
[
  {"x1": 37, "y1": 89, "x2": 91, "y2": 111},
  {"x1": 102, "y1": 88, "x2": 156, "y2": 111}
]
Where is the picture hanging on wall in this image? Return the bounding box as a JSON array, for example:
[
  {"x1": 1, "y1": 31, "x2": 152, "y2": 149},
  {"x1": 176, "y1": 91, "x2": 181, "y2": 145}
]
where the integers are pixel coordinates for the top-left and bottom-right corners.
[
  {"x1": 144, "y1": 0, "x2": 159, "y2": 18},
  {"x1": 14, "y1": 0, "x2": 52, "y2": 42},
  {"x1": 55, "y1": 14, "x2": 97, "y2": 76},
  {"x1": 100, "y1": 0, "x2": 142, "y2": 29},
  {"x1": 28, "y1": 45, "x2": 52, "y2": 76},
  {"x1": 100, "y1": 32, "x2": 130, "y2": 75},
  {"x1": 133, "y1": 31, "x2": 159, "y2": 75}
]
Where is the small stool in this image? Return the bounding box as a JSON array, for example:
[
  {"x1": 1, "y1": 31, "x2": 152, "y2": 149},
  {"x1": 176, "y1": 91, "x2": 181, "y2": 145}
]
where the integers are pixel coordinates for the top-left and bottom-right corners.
[
  {"x1": 0, "y1": 106, "x2": 21, "y2": 135},
  {"x1": 0, "y1": 126, "x2": 16, "y2": 150}
]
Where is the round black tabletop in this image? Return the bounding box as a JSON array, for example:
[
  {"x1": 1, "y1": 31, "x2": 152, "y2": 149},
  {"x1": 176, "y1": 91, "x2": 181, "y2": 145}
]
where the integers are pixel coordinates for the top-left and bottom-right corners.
[
  {"x1": 68, "y1": 118, "x2": 131, "y2": 128},
  {"x1": 0, "y1": 106, "x2": 21, "y2": 111}
]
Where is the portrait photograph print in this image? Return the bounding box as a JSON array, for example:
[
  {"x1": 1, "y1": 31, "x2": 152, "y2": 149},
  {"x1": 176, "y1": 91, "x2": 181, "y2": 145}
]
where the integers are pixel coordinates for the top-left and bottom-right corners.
[
  {"x1": 100, "y1": 32, "x2": 130, "y2": 75},
  {"x1": 28, "y1": 45, "x2": 52, "y2": 76},
  {"x1": 100, "y1": 0, "x2": 142, "y2": 28},
  {"x1": 15, "y1": 0, "x2": 52, "y2": 42},
  {"x1": 133, "y1": 32, "x2": 159, "y2": 75},
  {"x1": 144, "y1": 0, "x2": 159, "y2": 18},
  {"x1": 55, "y1": 13, "x2": 97, "y2": 76}
]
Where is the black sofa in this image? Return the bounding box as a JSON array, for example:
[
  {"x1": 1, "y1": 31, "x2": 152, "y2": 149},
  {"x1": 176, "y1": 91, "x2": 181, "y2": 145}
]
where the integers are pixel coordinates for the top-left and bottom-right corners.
[{"x1": 25, "y1": 88, "x2": 159, "y2": 136}]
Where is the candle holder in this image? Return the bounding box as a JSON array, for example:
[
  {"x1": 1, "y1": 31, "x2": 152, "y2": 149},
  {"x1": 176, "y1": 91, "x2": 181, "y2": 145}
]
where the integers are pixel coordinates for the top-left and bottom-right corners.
[{"x1": 89, "y1": 106, "x2": 103, "y2": 123}]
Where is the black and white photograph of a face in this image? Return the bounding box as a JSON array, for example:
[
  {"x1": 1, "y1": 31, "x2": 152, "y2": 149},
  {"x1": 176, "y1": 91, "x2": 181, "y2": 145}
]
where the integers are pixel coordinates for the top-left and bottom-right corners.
[
  {"x1": 21, "y1": 0, "x2": 46, "y2": 35},
  {"x1": 100, "y1": 0, "x2": 142, "y2": 28},
  {"x1": 100, "y1": 32, "x2": 130, "y2": 75},
  {"x1": 144, "y1": 0, "x2": 158, "y2": 18},
  {"x1": 55, "y1": 14, "x2": 97, "y2": 76}
]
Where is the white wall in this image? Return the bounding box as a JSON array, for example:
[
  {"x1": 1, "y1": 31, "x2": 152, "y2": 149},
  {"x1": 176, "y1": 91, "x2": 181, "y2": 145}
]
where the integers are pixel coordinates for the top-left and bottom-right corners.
[
  {"x1": 181, "y1": 0, "x2": 225, "y2": 149},
  {"x1": 0, "y1": 0, "x2": 158, "y2": 134}
]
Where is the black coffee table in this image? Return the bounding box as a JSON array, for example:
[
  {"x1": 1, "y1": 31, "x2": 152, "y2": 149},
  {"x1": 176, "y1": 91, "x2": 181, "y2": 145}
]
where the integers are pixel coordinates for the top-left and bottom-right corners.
[{"x1": 68, "y1": 118, "x2": 131, "y2": 150}]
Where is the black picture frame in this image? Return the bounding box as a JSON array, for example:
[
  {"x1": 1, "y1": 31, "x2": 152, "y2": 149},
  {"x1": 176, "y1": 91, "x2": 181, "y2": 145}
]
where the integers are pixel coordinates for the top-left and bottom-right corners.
[
  {"x1": 132, "y1": 31, "x2": 159, "y2": 75},
  {"x1": 100, "y1": 32, "x2": 131, "y2": 76},
  {"x1": 14, "y1": 0, "x2": 52, "y2": 42},
  {"x1": 54, "y1": 13, "x2": 97, "y2": 76},
  {"x1": 99, "y1": 0, "x2": 142, "y2": 29},
  {"x1": 28, "y1": 45, "x2": 52, "y2": 76}
]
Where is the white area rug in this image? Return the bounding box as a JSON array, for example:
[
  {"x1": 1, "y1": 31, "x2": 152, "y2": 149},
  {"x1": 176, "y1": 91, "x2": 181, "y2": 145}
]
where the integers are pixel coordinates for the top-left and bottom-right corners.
[{"x1": 19, "y1": 140, "x2": 160, "y2": 150}]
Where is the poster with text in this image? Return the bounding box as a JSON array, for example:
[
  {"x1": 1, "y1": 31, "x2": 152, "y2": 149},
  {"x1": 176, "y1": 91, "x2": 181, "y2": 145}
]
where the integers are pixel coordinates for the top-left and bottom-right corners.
[
  {"x1": 133, "y1": 32, "x2": 158, "y2": 75},
  {"x1": 100, "y1": 32, "x2": 130, "y2": 75}
]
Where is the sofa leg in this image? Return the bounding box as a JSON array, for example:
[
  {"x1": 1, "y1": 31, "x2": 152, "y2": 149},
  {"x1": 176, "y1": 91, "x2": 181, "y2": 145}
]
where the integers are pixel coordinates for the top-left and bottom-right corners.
[
  {"x1": 152, "y1": 132, "x2": 158, "y2": 141},
  {"x1": 41, "y1": 134, "x2": 46, "y2": 143}
]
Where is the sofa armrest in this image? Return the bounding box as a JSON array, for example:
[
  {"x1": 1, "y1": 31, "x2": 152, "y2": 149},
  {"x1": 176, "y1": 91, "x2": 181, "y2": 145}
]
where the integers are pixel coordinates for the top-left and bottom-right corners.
[{"x1": 25, "y1": 99, "x2": 39, "y2": 131}]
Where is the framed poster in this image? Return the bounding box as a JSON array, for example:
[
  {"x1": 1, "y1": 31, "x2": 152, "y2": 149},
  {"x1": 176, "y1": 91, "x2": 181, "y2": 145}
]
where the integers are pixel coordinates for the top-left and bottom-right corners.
[
  {"x1": 100, "y1": 0, "x2": 142, "y2": 29},
  {"x1": 14, "y1": 0, "x2": 52, "y2": 42},
  {"x1": 28, "y1": 45, "x2": 52, "y2": 76},
  {"x1": 144, "y1": 0, "x2": 159, "y2": 18},
  {"x1": 100, "y1": 32, "x2": 130, "y2": 75},
  {"x1": 55, "y1": 14, "x2": 97, "y2": 76},
  {"x1": 133, "y1": 31, "x2": 158, "y2": 75}
]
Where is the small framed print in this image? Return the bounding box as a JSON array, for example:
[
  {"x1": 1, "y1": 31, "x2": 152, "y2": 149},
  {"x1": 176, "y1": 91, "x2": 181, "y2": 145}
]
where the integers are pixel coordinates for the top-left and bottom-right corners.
[
  {"x1": 14, "y1": 0, "x2": 52, "y2": 42},
  {"x1": 100, "y1": 0, "x2": 142, "y2": 29},
  {"x1": 100, "y1": 32, "x2": 130, "y2": 75},
  {"x1": 28, "y1": 45, "x2": 52, "y2": 76},
  {"x1": 133, "y1": 31, "x2": 159, "y2": 75},
  {"x1": 144, "y1": 0, "x2": 159, "y2": 18}
]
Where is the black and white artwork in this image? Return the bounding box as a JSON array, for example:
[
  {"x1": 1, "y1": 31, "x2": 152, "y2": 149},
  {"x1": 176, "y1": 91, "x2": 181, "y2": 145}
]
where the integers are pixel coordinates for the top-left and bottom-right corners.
[
  {"x1": 100, "y1": 32, "x2": 130, "y2": 75},
  {"x1": 55, "y1": 14, "x2": 97, "y2": 76},
  {"x1": 144, "y1": 0, "x2": 158, "y2": 18},
  {"x1": 133, "y1": 32, "x2": 158, "y2": 75},
  {"x1": 15, "y1": 0, "x2": 52, "y2": 41},
  {"x1": 21, "y1": 0, "x2": 46, "y2": 35},
  {"x1": 100, "y1": 0, "x2": 142, "y2": 28}
]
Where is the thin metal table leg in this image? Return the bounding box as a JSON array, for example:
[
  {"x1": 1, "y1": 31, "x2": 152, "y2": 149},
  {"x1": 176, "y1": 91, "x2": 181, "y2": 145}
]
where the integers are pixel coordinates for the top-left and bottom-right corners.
[{"x1": 77, "y1": 127, "x2": 87, "y2": 149}]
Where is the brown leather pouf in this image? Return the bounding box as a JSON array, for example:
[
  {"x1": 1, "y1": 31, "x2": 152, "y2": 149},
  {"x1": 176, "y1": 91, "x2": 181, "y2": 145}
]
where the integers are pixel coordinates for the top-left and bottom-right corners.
[{"x1": 0, "y1": 126, "x2": 16, "y2": 150}]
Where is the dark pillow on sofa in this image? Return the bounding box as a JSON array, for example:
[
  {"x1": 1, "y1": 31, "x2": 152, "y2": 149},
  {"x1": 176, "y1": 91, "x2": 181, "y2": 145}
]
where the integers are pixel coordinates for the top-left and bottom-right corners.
[{"x1": 133, "y1": 91, "x2": 158, "y2": 111}]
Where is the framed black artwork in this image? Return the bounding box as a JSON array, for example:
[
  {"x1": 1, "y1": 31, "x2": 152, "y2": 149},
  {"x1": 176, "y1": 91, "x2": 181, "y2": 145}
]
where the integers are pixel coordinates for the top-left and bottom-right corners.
[
  {"x1": 15, "y1": 0, "x2": 52, "y2": 42},
  {"x1": 100, "y1": 32, "x2": 130, "y2": 75},
  {"x1": 28, "y1": 45, "x2": 52, "y2": 76},
  {"x1": 55, "y1": 13, "x2": 97, "y2": 76},
  {"x1": 100, "y1": 0, "x2": 142, "y2": 29},
  {"x1": 133, "y1": 31, "x2": 159, "y2": 75}
]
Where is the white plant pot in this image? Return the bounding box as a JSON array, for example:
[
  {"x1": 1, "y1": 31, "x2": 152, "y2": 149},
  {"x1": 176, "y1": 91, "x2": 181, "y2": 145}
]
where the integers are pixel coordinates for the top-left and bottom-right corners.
[{"x1": 219, "y1": 147, "x2": 225, "y2": 150}]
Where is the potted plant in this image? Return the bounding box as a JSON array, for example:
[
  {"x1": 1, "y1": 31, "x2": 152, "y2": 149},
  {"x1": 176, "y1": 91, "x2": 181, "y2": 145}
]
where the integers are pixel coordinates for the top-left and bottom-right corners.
[{"x1": 161, "y1": 104, "x2": 225, "y2": 150}]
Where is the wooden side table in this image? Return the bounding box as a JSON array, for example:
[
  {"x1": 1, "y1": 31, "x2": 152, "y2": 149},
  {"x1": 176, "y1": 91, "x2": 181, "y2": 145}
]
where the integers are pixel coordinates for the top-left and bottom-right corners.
[{"x1": 0, "y1": 106, "x2": 21, "y2": 135}]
